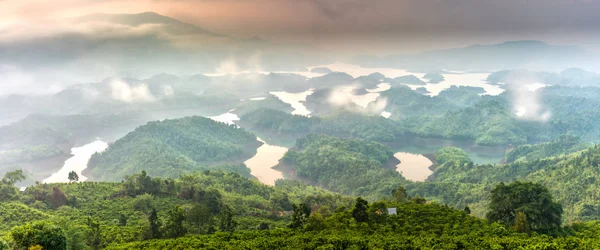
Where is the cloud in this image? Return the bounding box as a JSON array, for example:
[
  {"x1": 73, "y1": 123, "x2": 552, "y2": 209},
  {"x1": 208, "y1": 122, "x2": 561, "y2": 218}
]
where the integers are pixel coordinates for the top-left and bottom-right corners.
[
  {"x1": 109, "y1": 79, "x2": 156, "y2": 103},
  {"x1": 327, "y1": 84, "x2": 387, "y2": 114},
  {"x1": 503, "y1": 72, "x2": 551, "y2": 122}
]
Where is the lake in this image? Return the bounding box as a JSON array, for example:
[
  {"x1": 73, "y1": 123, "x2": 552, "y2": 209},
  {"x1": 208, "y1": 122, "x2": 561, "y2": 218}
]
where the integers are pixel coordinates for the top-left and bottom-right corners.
[
  {"x1": 43, "y1": 139, "x2": 108, "y2": 183},
  {"x1": 394, "y1": 152, "x2": 433, "y2": 182}
]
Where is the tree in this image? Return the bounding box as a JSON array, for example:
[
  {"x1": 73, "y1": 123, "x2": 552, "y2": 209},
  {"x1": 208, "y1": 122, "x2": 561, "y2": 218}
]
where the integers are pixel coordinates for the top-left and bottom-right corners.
[
  {"x1": 0, "y1": 239, "x2": 7, "y2": 250},
  {"x1": 145, "y1": 209, "x2": 162, "y2": 239},
  {"x1": 133, "y1": 193, "x2": 155, "y2": 214},
  {"x1": 164, "y1": 205, "x2": 187, "y2": 238},
  {"x1": 513, "y1": 211, "x2": 531, "y2": 233},
  {"x1": 218, "y1": 205, "x2": 237, "y2": 233},
  {"x1": 10, "y1": 222, "x2": 68, "y2": 250},
  {"x1": 86, "y1": 217, "x2": 103, "y2": 250},
  {"x1": 289, "y1": 203, "x2": 311, "y2": 229},
  {"x1": 2, "y1": 169, "x2": 25, "y2": 185},
  {"x1": 464, "y1": 206, "x2": 471, "y2": 215},
  {"x1": 392, "y1": 186, "x2": 409, "y2": 203},
  {"x1": 368, "y1": 201, "x2": 388, "y2": 224},
  {"x1": 486, "y1": 182, "x2": 563, "y2": 232},
  {"x1": 0, "y1": 184, "x2": 18, "y2": 202},
  {"x1": 352, "y1": 197, "x2": 369, "y2": 223},
  {"x1": 49, "y1": 186, "x2": 68, "y2": 209},
  {"x1": 68, "y1": 171, "x2": 79, "y2": 182},
  {"x1": 118, "y1": 213, "x2": 128, "y2": 226},
  {"x1": 187, "y1": 203, "x2": 211, "y2": 233}
]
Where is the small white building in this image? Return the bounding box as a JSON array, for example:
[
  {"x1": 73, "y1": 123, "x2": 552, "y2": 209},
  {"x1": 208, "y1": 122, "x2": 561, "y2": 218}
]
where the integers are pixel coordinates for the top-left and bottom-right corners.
[{"x1": 387, "y1": 207, "x2": 397, "y2": 215}]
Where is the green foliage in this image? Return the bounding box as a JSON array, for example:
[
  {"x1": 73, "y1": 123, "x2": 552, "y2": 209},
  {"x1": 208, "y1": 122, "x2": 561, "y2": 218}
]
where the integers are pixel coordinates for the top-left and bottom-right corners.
[
  {"x1": 163, "y1": 206, "x2": 187, "y2": 238},
  {"x1": 1, "y1": 170, "x2": 25, "y2": 186},
  {"x1": 86, "y1": 217, "x2": 103, "y2": 250},
  {"x1": 241, "y1": 108, "x2": 404, "y2": 141},
  {"x1": 10, "y1": 222, "x2": 68, "y2": 250},
  {"x1": 218, "y1": 205, "x2": 237, "y2": 233},
  {"x1": 87, "y1": 116, "x2": 258, "y2": 181},
  {"x1": 351, "y1": 198, "x2": 369, "y2": 223},
  {"x1": 289, "y1": 203, "x2": 310, "y2": 229},
  {"x1": 392, "y1": 186, "x2": 408, "y2": 203},
  {"x1": 506, "y1": 135, "x2": 589, "y2": 163},
  {"x1": 486, "y1": 182, "x2": 563, "y2": 232},
  {"x1": 282, "y1": 134, "x2": 407, "y2": 199},
  {"x1": 68, "y1": 171, "x2": 79, "y2": 182},
  {"x1": 106, "y1": 200, "x2": 600, "y2": 249}
]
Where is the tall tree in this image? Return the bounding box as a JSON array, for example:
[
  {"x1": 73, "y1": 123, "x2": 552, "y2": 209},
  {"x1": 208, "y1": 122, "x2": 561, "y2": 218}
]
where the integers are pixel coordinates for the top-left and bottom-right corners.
[
  {"x1": 289, "y1": 203, "x2": 311, "y2": 229},
  {"x1": 164, "y1": 205, "x2": 187, "y2": 238},
  {"x1": 49, "y1": 186, "x2": 68, "y2": 209},
  {"x1": 2, "y1": 169, "x2": 25, "y2": 185},
  {"x1": 392, "y1": 186, "x2": 408, "y2": 203},
  {"x1": 486, "y1": 182, "x2": 562, "y2": 232},
  {"x1": 352, "y1": 197, "x2": 369, "y2": 223},
  {"x1": 145, "y1": 209, "x2": 162, "y2": 240},
  {"x1": 218, "y1": 205, "x2": 237, "y2": 233},
  {"x1": 86, "y1": 217, "x2": 103, "y2": 250}
]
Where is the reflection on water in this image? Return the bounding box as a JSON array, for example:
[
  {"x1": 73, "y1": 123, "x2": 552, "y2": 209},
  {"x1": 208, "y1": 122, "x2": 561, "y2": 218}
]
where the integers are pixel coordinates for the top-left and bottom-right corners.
[
  {"x1": 309, "y1": 62, "x2": 413, "y2": 78},
  {"x1": 43, "y1": 140, "x2": 108, "y2": 183},
  {"x1": 402, "y1": 73, "x2": 504, "y2": 96},
  {"x1": 270, "y1": 89, "x2": 315, "y2": 116},
  {"x1": 394, "y1": 152, "x2": 433, "y2": 182},
  {"x1": 244, "y1": 138, "x2": 288, "y2": 186},
  {"x1": 384, "y1": 134, "x2": 506, "y2": 165}
]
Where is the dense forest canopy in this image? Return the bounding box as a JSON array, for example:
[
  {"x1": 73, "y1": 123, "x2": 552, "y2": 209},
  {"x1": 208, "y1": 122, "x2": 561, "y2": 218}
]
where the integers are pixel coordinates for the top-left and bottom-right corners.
[{"x1": 86, "y1": 117, "x2": 259, "y2": 181}]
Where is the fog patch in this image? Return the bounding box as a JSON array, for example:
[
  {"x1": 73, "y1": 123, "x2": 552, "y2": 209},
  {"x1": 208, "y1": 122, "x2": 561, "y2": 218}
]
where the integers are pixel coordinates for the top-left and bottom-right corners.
[
  {"x1": 504, "y1": 72, "x2": 551, "y2": 121},
  {"x1": 162, "y1": 85, "x2": 174, "y2": 96},
  {"x1": 109, "y1": 79, "x2": 156, "y2": 103},
  {"x1": 216, "y1": 56, "x2": 240, "y2": 75},
  {"x1": 327, "y1": 84, "x2": 387, "y2": 114}
]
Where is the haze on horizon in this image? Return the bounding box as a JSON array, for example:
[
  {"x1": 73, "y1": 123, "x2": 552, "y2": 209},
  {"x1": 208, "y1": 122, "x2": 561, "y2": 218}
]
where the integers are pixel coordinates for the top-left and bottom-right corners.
[
  {"x1": 1, "y1": 0, "x2": 600, "y2": 96},
  {"x1": 2, "y1": 0, "x2": 600, "y2": 54}
]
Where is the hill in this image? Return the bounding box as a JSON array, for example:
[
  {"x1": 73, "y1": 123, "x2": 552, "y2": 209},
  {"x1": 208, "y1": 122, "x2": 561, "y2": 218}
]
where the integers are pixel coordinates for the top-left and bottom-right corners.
[{"x1": 86, "y1": 116, "x2": 260, "y2": 181}]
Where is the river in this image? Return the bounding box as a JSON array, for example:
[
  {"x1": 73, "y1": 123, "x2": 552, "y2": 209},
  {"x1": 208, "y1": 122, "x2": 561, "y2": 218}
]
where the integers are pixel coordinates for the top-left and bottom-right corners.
[
  {"x1": 243, "y1": 138, "x2": 287, "y2": 186},
  {"x1": 43, "y1": 139, "x2": 108, "y2": 183},
  {"x1": 270, "y1": 89, "x2": 315, "y2": 116}
]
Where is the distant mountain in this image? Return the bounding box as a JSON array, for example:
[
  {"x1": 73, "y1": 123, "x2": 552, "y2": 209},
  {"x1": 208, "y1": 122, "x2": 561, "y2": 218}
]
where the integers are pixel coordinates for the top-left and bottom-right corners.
[
  {"x1": 0, "y1": 12, "x2": 328, "y2": 95},
  {"x1": 354, "y1": 40, "x2": 599, "y2": 72},
  {"x1": 73, "y1": 12, "x2": 220, "y2": 36}
]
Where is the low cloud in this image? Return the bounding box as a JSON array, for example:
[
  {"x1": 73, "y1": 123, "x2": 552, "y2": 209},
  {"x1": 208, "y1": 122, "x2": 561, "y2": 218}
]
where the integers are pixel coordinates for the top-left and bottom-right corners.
[
  {"x1": 109, "y1": 79, "x2": 156, "y2": 103},
  {"x1": 503, "y1": 72, "x2": 551, "y2": 122},
  {"x1": 327, "y1": 84, "x2": 387, "y2": 114}
]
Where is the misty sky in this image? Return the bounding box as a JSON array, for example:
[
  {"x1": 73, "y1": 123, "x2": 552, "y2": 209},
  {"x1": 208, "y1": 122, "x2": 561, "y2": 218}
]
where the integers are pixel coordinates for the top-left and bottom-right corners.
[{"x1": 2, "y1": 0, "x2": 600, "y2": 54}]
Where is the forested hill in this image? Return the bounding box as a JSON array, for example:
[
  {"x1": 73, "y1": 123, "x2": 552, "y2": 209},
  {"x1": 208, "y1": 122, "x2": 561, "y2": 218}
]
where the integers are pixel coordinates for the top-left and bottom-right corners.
[
  {"x1": 86, "y1": 117, "x2": 259, "y2": 181},
  {"x1": 280, "y1": 134, "x2": 407, "y2": 200},
  {"x1": 240, "y1": 108, "x2": 404, "y2": 142},
  {"x1": 409, "y1": 144, "x2": 600, "y2": 221}
]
